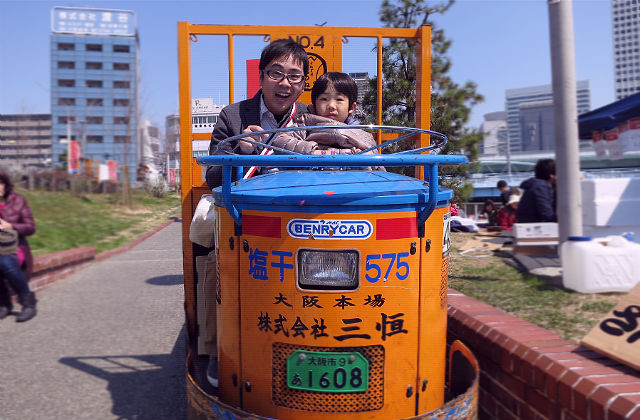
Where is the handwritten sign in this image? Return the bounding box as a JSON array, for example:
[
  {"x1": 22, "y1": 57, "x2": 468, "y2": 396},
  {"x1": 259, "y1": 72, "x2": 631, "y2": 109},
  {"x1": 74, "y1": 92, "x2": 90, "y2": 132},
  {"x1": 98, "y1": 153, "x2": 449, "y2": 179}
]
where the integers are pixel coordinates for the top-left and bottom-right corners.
[{"x1": 581, "y1": 282, "x2": 640, "y2": 370}]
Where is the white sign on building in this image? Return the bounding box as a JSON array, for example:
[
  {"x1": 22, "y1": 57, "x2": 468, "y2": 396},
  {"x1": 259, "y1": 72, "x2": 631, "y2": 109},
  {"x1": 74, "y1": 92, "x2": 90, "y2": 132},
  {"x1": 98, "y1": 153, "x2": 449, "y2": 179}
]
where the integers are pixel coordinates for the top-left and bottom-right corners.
[
  {"x1": 51, "y1": 7, "x2": 136, "y2": 36},
  {"x1": 192, "y1": 98, "x2": 216, "y2": 114}
]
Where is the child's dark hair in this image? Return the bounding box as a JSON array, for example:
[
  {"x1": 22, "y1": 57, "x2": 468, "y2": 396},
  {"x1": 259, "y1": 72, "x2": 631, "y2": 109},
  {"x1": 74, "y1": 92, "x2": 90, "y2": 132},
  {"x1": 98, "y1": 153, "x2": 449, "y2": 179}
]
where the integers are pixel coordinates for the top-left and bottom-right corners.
[
  {"x1": 259, "y1": 39, "x2": 309, "y2": 77},
  {"x1": 311, "y1": 72, "x2": 358, "y2": 106}
]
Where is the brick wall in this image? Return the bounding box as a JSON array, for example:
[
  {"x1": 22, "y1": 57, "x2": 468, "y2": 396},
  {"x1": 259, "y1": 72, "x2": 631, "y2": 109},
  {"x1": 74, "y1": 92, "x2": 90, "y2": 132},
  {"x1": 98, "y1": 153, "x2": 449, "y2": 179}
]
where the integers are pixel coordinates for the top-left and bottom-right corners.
[
  {"x1": 6, "y1": 218, "x2": 177, "y2": 299},
  {"x1": 29, "y1": 247, "x2": 97, "y2": 293},
  {"x1": 447, "y1": 289, "x2": 640, "y2": 420}
]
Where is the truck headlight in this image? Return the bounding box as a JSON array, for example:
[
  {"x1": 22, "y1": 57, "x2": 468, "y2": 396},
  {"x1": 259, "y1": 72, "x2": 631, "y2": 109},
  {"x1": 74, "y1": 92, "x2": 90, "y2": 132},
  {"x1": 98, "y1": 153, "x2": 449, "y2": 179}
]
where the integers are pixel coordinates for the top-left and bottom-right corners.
[{"x1": 297, "y1": 249, "x2": 359, "y2": 290}]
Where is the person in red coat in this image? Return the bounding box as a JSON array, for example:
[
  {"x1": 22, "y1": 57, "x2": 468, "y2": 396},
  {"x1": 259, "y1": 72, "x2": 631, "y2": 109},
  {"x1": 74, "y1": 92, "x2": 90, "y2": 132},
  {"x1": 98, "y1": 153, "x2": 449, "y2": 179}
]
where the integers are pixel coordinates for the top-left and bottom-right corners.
[
  {"x1": 0, "y1": 171, "x2": 37, "y2": 322},
  {"x1": 496, "y1": 193, "x2": 520, "y2": 231}
]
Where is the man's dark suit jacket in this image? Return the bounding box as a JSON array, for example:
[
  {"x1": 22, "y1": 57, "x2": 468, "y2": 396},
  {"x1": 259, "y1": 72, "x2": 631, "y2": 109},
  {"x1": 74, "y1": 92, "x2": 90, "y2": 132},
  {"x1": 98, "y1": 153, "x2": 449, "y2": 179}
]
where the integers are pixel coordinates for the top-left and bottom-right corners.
[{"x1": 205, "y1": 90, "x2": 308, "y2": 190}]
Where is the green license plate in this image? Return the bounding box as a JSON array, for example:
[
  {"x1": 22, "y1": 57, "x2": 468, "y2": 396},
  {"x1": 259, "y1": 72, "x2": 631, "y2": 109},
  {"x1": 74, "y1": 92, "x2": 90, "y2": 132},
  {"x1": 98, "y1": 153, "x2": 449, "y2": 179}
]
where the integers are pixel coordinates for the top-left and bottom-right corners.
[{"x1": 286, "y1": 350, "x2": 369, "y2": 393}]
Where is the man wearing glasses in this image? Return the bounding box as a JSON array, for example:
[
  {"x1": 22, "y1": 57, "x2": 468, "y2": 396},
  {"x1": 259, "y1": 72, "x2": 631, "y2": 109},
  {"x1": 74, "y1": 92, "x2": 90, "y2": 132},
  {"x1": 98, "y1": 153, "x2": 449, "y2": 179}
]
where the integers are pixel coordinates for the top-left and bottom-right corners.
[
  {"x1": 202, "y1": 39, "x2": 309, "y2": 388},
  {"x1": 206, "y1": 38, "x2": 309, "y2": 189}
]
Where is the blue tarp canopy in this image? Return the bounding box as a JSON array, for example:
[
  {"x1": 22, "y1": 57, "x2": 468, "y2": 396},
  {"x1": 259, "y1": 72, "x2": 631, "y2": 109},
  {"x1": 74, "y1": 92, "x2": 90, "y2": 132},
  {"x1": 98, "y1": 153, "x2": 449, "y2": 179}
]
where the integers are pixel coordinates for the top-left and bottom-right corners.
[{"x1": 578, "y1": 91, "x2": 640, "y2": 139}]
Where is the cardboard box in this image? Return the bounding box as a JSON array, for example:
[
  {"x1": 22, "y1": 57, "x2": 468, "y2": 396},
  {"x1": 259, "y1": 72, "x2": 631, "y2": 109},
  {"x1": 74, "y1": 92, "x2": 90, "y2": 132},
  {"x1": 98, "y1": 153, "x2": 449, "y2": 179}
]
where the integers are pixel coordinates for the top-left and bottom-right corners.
[
  {"x1": 581, "y1": 283, "x2": 640, "y2": 371},
  {"x1": 513, "y1": 222, "x2": 558, "y2": 240}
]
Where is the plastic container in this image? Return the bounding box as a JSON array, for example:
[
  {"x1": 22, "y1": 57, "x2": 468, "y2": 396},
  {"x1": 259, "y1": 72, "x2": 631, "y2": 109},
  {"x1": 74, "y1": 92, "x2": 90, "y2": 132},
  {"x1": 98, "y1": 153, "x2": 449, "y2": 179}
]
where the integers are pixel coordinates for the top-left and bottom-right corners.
[{"x1": 561, "y1": 235, "x2": 640, "y2": 293}]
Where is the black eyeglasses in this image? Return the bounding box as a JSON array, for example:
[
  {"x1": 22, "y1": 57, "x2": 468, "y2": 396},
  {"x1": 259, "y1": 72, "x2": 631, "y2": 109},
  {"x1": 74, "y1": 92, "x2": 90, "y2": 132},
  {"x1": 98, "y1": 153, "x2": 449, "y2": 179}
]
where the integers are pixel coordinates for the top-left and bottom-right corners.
[{"x1": 263, "y1": 69, "x2": 305, "y2": 84}]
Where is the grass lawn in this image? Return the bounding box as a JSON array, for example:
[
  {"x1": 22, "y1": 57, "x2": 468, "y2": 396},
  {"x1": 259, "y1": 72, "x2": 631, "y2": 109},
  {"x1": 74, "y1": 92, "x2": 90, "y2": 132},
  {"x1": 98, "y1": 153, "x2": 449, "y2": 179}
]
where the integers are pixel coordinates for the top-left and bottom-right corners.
[
  {"x1": 19, "y1": 187, "x2": 181, "y2": 255},
  {"x1": 448, "y1": 232, "x2": 620, "y2": 343}
]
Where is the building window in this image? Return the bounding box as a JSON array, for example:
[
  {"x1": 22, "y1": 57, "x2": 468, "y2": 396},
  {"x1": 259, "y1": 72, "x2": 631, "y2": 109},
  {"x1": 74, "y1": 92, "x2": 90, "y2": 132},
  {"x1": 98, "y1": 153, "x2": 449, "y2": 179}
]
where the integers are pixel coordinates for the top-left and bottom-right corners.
[
  {"x1": 58, "y1": 79, "x2": 75, "y2": 87},
  {"x1": 86, "y1": 116, "x2": 103, "y2": 124},
  {"x1": 113, "y1": 99, "x2": 130, "y2": 106},
  {"x1": 113, "y1": 45, "x2": 130, "y2": 53},
  {"x1": 113, "y1": 63, "x2": 130, "y2": 71},
  {"x1": 86, "y1": 44, "x2": 102, "y2": 52},
  {"x1": 58, "y1": 135, "x2": 75, "y2": 142},
  {"x1": 86, "y1": 62, "x2": 103, "y2": 70},
  {"x1": 58, "y1": 116, "x2": 75, "y2": 124},
  {"x1": 86, "y1": 135, "x2": 104, "y2": 143},
  {"x1": 114, "y1": 116, "x2": 130, "y2": 124},
  {"x1": 57, "y1": 42, "x2": 74, "y2": 51},
  {"x1": 86, "y1": 98, "x2": 103, "y2": 106},
  {"x1": 114, "y1": 135, "x2": 131, "y2": 143},
  {"x1": 58, "y1": 98, "x2": 76, "y2": 106},
  {"x1": 86, "y1": 80, "x2": 103, "y2": 88},
  {"x1": 113, "y1": 81, "x2": 130, "y2": 88},
  {"x1": 57, "y1": 61, "x2": 75, "y2": 69}
]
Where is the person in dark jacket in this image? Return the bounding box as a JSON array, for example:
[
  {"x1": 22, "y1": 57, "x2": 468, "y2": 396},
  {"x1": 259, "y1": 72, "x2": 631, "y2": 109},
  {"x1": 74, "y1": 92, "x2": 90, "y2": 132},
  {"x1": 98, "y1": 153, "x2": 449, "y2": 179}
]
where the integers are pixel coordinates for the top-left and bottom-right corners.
[
  {"x1": 205, "y1": 38, "x2": 309, "y2": 190},
  {"x1": 516, "y1": 159, "x2": 557, "y2": 223},
  {"x1": 496, "y1": 180, "x2": 511, "y2": 206},
  {"x1": 0, "y1": 171, "x2": 37, "y2": 322}
]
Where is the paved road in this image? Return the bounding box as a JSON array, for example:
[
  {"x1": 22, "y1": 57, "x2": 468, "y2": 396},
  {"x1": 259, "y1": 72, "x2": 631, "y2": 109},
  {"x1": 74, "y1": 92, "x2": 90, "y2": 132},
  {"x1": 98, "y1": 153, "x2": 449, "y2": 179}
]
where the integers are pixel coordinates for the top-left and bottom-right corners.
[{"x1": 0, "y1": 221, "x2": 186, "y2": 420}]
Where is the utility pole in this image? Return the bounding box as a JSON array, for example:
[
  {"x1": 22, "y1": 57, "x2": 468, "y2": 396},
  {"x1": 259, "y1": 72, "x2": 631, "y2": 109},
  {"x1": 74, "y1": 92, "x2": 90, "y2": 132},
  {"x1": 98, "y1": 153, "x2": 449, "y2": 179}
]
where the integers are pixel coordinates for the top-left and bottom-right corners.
[
  {"x1": 548, "y1": 0, "x2": 583, "y2": 242},
  {"x1": 66, "y1": 113, "x2": 72, "y2": 173}
]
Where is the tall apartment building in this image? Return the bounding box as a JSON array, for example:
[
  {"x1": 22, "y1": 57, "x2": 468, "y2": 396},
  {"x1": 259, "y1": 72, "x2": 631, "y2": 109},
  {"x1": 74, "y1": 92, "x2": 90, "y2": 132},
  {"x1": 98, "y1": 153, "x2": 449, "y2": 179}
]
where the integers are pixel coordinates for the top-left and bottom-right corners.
[
  {"x1": 505, "y1": 81, "x2": 590, "y2": 152},
  {"x1": 612, "y1": 0, "x2": 640, "y2": 100},
  {"x1": 50, "y1": 7, "x2": 138, "y2": 181},
  {"x1": 0, "y1": 114, "x2": 52, "y2": 168}
]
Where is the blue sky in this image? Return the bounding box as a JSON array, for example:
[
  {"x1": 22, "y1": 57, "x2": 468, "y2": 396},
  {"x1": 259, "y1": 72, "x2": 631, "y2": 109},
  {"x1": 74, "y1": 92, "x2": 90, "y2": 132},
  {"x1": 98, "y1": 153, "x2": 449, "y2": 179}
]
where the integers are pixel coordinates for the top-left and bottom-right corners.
[{"x1": 0, "y1": 0, "x2": 614, "y2": 130}]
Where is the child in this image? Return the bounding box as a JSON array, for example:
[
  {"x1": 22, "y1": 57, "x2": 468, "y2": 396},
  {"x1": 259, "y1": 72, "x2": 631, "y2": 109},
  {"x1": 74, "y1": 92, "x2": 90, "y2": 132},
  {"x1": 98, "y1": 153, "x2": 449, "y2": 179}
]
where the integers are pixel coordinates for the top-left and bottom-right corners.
[
  {"x1": 243, "y1": 72, "x2": 380, "y2": 157},
  {"x1": 496, "y1": 193, "x2": 520, "y2": 231}
]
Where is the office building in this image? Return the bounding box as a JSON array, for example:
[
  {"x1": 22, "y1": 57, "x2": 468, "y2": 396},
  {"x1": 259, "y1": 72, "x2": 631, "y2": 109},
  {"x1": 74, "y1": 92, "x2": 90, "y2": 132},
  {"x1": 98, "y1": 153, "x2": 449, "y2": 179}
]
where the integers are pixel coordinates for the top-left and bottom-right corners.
[
  {"x1": 349, "y1": 72, "x2": 370, "y2": 121},
  {"x1": 505, "y1": 81, "x2": 590, "y2": 152},
  {"x1": 612, "y1": 0, "x2": 640, "y2": 100},
  {"x1": 518, "y1": 100, "x2": 594, "y2": 152},
  {"x1": 165, "y1": 113, "x2": 179, "y2": 154},
  {"x1": 164, "y1": 113, "x2": 180, "y2": 185},
  {"x1": 348, "y1": 72, "x2": 370, "y2": 104},
  {"x1": 0, "y1": 114, "x2": 52, "y2": 168},
  {"x1": 137, "y1": 119, "x2": 160, "y2": 181},
  {"x1": 519, "y1": 101, "x2": 555, "y2": 152},
  {"x1": 192, "y1": 98, "x2": 223, "y2": 134},
  {"x1": 50, "y1": 6, "x2": 138, "y2": 181},
  {"x1": 481, "y1": 112, "x2": 507, "y2": 156}
]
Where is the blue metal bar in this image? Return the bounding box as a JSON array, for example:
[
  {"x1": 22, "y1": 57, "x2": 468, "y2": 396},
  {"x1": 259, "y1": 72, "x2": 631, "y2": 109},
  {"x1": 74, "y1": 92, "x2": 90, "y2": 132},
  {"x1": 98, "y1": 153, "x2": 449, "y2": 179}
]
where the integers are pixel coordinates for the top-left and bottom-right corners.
[
  {"x1": 197, "y1": 154, "x2": 467, "y2": 167},
  {"x1": 222, "y1": 165, "x2": 241, "y2": 226},
  {"x1": 417, "y1": 164, "x2": 440, "y2": 227}
]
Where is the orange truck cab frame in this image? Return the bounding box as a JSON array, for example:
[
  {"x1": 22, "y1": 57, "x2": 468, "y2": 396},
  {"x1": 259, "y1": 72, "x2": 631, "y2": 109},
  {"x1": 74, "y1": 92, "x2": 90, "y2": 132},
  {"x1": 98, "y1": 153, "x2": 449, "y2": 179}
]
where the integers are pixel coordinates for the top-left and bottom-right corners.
[{"x1": 178, "y1": 23, "x2": 479, "y2": 420}]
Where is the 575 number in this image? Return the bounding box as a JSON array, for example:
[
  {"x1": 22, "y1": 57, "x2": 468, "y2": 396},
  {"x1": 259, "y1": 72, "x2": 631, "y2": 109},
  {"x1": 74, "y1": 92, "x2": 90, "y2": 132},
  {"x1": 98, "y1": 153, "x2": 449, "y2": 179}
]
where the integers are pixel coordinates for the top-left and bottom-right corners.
[{"x1": 365, "y1": 252, "x2": 410, "y2": 283}]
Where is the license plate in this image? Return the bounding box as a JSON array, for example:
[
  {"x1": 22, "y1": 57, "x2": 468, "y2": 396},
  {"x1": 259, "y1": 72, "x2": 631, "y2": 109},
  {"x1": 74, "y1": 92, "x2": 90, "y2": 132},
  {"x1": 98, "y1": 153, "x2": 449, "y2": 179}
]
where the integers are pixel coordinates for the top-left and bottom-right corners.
[{"x1": 286, "y1": 350, "x2": 369, "y2": 393}]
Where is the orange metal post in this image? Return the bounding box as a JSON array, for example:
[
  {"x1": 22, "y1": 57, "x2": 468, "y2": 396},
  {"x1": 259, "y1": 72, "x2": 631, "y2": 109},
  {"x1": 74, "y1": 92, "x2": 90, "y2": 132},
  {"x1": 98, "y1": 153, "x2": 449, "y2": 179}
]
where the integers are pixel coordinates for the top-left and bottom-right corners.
[
  {"x1": 415, "y1": 25, "x2": 432, "y2": 180},
  {"x1": 228, "y1": 34, "x2": 234, "y2": 105},
  {"x1": 178, "y1": 21, "x2": 197, "y2": 344}
]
